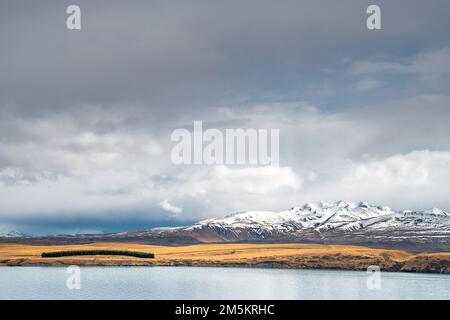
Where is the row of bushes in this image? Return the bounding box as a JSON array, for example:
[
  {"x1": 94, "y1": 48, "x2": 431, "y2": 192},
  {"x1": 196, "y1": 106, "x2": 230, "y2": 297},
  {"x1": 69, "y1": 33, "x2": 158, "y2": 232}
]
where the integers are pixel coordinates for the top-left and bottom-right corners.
[{"x1": 41, "y1": 250, "x2": 154, "y2": 259}]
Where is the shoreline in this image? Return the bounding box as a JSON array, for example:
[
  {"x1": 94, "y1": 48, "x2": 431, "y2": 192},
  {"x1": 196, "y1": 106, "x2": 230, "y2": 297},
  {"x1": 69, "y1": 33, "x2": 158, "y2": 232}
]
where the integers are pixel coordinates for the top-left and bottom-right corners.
[
  {"x1": 1, "y1": 242, "x2": 449, "y2": 274},
  {"x1": 3, "y1": 262, "x2": 449, "y2": 275}
]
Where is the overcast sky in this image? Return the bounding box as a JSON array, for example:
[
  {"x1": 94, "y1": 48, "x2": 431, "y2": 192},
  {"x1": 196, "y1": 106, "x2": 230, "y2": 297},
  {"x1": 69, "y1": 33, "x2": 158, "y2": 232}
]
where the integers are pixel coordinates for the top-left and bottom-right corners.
[{"x1": 1, "y1": 0, "x2": 450, "y2": 235}]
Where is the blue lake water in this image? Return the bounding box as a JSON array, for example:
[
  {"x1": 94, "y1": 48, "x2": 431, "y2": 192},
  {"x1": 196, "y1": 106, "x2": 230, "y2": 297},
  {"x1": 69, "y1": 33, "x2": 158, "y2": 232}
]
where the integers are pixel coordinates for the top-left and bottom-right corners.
[{"x1": 0, "y1": 266, "x2": 449, "y2": 300}]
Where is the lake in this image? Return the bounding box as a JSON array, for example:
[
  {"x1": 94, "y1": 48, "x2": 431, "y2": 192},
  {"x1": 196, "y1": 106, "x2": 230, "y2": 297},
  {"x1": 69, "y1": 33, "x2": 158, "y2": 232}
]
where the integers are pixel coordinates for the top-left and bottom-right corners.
[{"x1": 0, "y1": 266, "x2": 449, "y2": 300}]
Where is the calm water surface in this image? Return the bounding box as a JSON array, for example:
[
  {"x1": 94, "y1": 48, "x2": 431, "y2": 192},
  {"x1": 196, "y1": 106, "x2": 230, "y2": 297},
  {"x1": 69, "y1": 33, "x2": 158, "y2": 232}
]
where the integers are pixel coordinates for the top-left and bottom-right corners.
[{"x1": 1, "y1": 266, "x2": 449, "y2": 300}]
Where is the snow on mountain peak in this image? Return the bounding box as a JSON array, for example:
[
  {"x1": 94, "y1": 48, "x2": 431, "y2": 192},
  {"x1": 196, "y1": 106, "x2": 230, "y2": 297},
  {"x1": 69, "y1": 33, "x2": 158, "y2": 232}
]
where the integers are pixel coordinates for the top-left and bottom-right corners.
[
  {"x1": 0, "y1": 230, "x2": 27, "y2": 238},
  {"x1": 188, "y1": 201, "x2": 449, "y2": 235},
  {"x1": 423, "y1": 208, "x2": 449, "y2": 216},
  {"x1": 336, "y1": 200, "x2": 354, "y2": 208}
]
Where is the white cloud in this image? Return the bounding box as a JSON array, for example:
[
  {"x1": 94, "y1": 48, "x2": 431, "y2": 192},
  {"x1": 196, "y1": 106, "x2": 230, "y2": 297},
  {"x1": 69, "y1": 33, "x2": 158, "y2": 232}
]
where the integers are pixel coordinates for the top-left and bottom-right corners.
[
  {"x1": 151, "y1": 165, "x2": 303, "y2": 216},
  {"x1": 342, "y1": 150, "x2": 450, "y2": 188},
  {"x1": 1, "y1": 99, "x2": 450, "y2": 232},
  {"x1": 322, "y1": 150, "x2": 450, "y2": 209},
  {"x1": 205, "y1": 165, "x2": 301, "y2": 194},
  {"x1": 159, "y1": 200, "x2": 183, "y2": 215}
]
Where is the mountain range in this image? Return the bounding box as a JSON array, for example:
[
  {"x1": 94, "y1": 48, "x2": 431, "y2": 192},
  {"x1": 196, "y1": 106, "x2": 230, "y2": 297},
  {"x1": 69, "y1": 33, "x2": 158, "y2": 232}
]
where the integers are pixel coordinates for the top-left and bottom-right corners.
[
  {"x1": 0, "y1": 230, "x2": 28, "y2": 238},
  {"x1": 2, "y1": 201, "x2": 450, "y2": 252}
]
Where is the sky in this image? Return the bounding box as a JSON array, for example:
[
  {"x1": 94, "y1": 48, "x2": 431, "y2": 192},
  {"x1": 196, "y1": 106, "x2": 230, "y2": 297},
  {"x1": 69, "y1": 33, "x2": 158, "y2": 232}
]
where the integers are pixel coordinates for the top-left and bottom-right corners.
[{"x1": 1, "y1": 0, "x2": 450, "y2": 235}]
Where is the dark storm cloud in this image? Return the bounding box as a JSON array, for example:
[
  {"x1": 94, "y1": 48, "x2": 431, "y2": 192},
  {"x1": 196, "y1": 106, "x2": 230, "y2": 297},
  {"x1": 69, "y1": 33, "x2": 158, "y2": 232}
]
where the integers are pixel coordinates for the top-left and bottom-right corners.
[
  {"x1": 0, "y1": 207, "x2": 196, "y2": 236},
  {"x1": 1, "y1": 0, "x2": 449, "y2": 118}
]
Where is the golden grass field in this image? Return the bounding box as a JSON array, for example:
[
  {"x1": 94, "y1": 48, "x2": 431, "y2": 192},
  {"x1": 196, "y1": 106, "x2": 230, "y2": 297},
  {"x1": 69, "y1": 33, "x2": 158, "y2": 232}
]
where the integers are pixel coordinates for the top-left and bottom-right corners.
[{"x1": 1, "y1": 242, "x2": 449, "y2": 273}]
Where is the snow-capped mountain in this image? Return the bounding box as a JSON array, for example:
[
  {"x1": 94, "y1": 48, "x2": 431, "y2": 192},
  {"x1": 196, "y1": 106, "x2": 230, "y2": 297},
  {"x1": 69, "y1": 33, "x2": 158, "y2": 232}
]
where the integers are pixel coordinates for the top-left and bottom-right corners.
[
  {"x1": 173, "y1": 201, "x2": 450, "y2": 251},
  {"x1": 188, "y1": 201, "x2": 449, "y2": 234},
  {"x1": 3, "y1": 201, "x2": 449, "y2": 252},
  {"x1": 0, "y1": 230, "x2": 28, "y2": 238}
]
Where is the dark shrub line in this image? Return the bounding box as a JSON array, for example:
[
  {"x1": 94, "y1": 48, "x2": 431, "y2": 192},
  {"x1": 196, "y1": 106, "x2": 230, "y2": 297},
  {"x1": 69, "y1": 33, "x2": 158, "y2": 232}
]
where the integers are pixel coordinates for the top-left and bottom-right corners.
[{"x1": 41, "y1": 250, "x2": 154, "y2": 259}]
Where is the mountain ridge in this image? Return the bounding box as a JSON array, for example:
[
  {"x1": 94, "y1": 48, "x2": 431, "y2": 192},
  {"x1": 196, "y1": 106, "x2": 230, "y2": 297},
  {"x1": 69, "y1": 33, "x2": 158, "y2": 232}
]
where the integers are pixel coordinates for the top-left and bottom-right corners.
[
  {"x1": 1, "y1": 201, "x2": 449, "y2": 253},
  {"x1": 186, "y1": 200, "x2": 449, "y2": 236}
]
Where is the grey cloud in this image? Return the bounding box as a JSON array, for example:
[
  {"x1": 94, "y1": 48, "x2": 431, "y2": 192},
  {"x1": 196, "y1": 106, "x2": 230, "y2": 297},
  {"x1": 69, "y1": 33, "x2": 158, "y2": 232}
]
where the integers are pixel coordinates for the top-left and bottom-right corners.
[
  {"x1": 1, "y1": 0, "x2": 450, "y2": 116},
  {"x1": 351, "y1": 47, "x2": 450, "y2": 75},
  {"x1": 1, "y1": 1, "x2": 450, "y2": 234}
]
